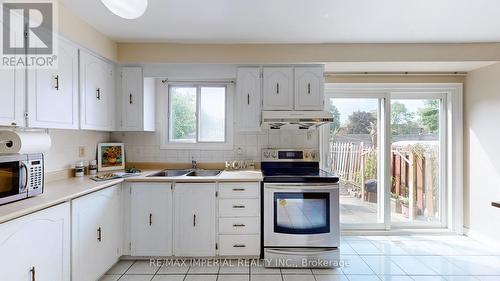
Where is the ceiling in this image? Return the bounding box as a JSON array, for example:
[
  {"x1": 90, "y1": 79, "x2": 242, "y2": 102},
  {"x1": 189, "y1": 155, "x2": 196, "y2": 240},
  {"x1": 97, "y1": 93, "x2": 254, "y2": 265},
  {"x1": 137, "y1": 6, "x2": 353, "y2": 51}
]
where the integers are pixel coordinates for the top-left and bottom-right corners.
[{"x1": 61, "y1": 0, "x2": 500, "y2": 44}]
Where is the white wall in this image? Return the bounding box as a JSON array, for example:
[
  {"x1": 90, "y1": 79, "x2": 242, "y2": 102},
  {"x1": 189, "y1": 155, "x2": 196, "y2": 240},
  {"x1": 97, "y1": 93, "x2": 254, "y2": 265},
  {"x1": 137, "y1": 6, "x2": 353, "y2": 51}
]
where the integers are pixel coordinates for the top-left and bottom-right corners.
[
  {"x1": 464, "y1": 62, "x2": 500, "y2": 244},
  {"x1": 111, "y1": 64, "x2": 319, "y2": 163},
  {"x1": 45, "y1": 130, "x2": 110, "y2": 172}
]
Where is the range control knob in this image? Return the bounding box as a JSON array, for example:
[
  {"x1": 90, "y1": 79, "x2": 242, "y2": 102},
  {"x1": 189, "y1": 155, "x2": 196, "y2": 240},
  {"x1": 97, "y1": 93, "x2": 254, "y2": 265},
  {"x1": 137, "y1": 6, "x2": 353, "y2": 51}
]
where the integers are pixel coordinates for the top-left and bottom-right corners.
[
  {"x1": 264, "y1": 151, "x2": 271, "y2": 159},
  {"x1": 305, "y1": 151, "x2": 311, "y2": 159},
  {"x1": 272, "y1": 151, "x2": 278, "y2": 159},
  {"x1": 311, "y1": 152, "x2": 317, "y2": 159}
]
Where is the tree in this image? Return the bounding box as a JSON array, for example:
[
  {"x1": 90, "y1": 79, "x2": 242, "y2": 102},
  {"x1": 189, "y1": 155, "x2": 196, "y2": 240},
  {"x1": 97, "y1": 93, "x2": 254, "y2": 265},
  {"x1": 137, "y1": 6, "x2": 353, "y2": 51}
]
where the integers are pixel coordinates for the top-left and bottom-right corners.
[
  {"x1": 391, "y1": 102, "x2": 414, "y2": 125},
  {"x1": 419, "y1": 100, "x2": 439, "y2": 133},
  {"x1": 172, "y1": 93, "x2": 196, "y2": 139},
  {"x1": 328, "y1": 103, "x2": 341, "y2": 132},
  {"x1": 346, "y1": 111, "x2": 376, "y2": 134}
]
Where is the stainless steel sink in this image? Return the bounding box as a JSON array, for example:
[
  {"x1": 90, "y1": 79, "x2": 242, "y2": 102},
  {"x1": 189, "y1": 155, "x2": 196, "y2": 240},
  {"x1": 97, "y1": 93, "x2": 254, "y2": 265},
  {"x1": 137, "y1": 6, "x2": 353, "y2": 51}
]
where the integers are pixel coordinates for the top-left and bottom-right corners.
[
  {"x1": 185, "y1": 170, "x2": 222, "y2": 177},
  {"x1": 147, "y1": 169, "x2": 191, "y2": 177}
]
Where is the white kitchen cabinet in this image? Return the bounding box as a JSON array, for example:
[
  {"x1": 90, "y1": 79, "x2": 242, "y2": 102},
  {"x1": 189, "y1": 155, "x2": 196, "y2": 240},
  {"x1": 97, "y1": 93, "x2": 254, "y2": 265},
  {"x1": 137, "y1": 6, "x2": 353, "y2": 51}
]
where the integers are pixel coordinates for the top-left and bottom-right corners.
[
  {"x1": 131, "y1": 182, "x2": 172, "y2": 256},
  {"x1": 0, "y1": 202, "x2": 70, "y2": 281},
  {"x1": 0, "y1": 67, "x2": 25, "y2": 127},
  {"x1": 72, "y1": 185, "x2": 122, "y2": 281},
  {"x1": 236, "y1": 67, "x2": 261, "y2": 131},
  {"x1": 79, "y1": 50, "x2": 116, "y2": 131},
  {"x1": 119, "y1": 67, "x2": 155, "y2": 131},
  {"x1": 263, "y1": 67, "x2": 294, "y2": 110},
  {"x1": 294, "y1": 66, "x2": 324, "y2": 110},
  {"x1": 174, "y1": 183, "x2": 216, "y2": 257},
  {"x1": 27, "y1": 37, "x2": 79, "y2": 129}
]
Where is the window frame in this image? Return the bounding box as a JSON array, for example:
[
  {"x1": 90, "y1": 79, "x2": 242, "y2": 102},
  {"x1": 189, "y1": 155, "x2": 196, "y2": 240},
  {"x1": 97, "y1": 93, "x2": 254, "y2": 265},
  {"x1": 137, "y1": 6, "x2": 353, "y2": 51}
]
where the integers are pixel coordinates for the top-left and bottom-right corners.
[{"x1": 160, "y1": 82, "x2": 234, "y2": 150}]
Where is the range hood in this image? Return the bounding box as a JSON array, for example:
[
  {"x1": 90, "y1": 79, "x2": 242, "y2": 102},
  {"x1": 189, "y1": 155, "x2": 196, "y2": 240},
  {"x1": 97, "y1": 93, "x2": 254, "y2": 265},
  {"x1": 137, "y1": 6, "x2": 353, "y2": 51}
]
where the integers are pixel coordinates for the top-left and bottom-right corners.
[{"x1": 262, "y1": 110, "x2": 333, "y2": 130}]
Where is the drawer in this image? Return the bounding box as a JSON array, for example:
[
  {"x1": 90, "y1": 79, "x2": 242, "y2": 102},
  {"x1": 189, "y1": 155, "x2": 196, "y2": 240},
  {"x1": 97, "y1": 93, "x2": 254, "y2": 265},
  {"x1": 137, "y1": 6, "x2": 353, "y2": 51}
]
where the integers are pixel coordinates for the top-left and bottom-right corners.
[
  {"x1": 219, "y1": 217, "x2": 260, "y2": 234},
  {"x1": 219, "y1": 235, "x2": 260, "y2": 256},
  {"x1": 219, "y1": 199, "x2": 260, "y2": 217},
  {"x1": 219, "y1": 182, "x2": 259, "y2": 198}
]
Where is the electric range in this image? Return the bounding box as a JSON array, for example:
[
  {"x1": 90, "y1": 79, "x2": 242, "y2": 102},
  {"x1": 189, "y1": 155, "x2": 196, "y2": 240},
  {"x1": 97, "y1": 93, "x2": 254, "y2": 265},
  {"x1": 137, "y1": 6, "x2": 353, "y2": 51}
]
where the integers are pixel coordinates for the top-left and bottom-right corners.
[{"x1": 261, "y1": 148, "x2": 340, "y2": 268}]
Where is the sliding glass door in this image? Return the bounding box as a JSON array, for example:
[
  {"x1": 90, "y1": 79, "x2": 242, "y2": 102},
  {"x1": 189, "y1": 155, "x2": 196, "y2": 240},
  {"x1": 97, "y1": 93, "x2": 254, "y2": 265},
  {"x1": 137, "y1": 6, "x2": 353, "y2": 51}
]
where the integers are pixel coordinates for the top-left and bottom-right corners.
[
  {"x1": 390, "y1": 96, "x2": 446, "y2": 227},
  {"x1": 324, "y1": 91, "x2": 447, "y2": 230}
]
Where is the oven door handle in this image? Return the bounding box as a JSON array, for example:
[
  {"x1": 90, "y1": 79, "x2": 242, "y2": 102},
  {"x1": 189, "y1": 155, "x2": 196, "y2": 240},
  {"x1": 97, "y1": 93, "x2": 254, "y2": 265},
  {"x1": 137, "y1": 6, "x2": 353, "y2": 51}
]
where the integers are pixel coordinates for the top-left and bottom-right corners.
[
  {"x1": 264, "y1": 184, "x2": 338, "y2": 190},
  {"x1": 20, "y1": 161, "x2": 29, "y2": 192},
  {"x1": 266, "y1": 248, "x2": 338, "y2": 256}
]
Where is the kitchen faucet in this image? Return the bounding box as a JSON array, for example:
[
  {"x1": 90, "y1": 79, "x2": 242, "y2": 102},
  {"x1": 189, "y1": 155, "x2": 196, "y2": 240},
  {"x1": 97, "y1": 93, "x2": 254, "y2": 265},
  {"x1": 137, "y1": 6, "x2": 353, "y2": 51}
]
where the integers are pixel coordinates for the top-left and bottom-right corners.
[{"x1": 191, "y1": 157, "x2": 197, "y2": 170}]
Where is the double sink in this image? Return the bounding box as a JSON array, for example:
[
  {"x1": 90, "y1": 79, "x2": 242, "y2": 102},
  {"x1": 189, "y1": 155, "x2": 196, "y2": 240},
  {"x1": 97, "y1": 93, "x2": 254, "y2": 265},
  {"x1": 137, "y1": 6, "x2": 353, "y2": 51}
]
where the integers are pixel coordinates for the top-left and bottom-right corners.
[{"x1": 147, "y1": 169, "x2": 222, "y2": 177}]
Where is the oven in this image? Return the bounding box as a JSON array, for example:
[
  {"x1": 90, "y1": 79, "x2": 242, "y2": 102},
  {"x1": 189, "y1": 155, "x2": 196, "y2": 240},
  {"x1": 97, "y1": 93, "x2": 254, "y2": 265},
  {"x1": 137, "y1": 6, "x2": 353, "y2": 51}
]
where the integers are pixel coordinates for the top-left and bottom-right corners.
[
  {"x1": 0, "y1": 154, "x2": 44, "y2": 205},
  {"x1": 264, "y1": 183, "x2": 339, "y2": 248}
]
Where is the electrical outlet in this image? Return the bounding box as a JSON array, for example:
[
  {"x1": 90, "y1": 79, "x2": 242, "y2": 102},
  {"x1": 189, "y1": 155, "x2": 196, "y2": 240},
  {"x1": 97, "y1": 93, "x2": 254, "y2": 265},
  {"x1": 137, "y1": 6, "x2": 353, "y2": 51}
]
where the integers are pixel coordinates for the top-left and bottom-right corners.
[{"x1": 78, "y1": 146, "x2": 86, "y2": 158}]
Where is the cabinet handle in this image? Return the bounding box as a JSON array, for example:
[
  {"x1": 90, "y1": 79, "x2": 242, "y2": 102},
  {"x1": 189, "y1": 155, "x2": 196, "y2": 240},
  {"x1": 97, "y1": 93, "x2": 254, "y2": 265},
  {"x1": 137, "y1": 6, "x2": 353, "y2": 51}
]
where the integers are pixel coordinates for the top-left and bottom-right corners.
[
  {"x1": 30, "y1": 266, "x2": 36, "y2": 281},
  {"x1": 96, "y1": 88, "x2": 101, "y2": 100},
  {"x1": 233, "y1": 224, "x2": 246, "y2": 227},
  {"x1": 54, "y1": 75, "x2": 59, "y2": 91},
  {"x1": 149, "y1": 213, "x2": 152, "y2": 226},
  {"x1": 232, "y1": 205, "x2": 245, "y2": 209},
  {"x1": 247, "y1": 93, "x2": 250, "y2": 105},
  {"x1": 276, "y1": 83, "x2": 279, "y2": 94},
  {"x1": 232, "y1": 188, "x2": 245, "y2": 191},
  {"x1": 307, "y1": 83, "x2": 311, "y2": 94},
  {"x1": 193, "y1": 214, "x2": 196, "y2": 227},
  {"x1": 129, "y1": 93, "x2": 133, "y2": 104},
  {"x1": 233, "y1": 244, "x2": 246, "y2": 248},
  {"x1": 97, "y1": 227, "x2": 102, "y2": 242}
]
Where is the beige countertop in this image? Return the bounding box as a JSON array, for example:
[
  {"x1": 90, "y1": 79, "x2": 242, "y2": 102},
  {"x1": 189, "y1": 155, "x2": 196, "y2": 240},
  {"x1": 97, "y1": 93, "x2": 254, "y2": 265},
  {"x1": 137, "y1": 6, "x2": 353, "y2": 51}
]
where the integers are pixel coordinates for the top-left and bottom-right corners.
[{"x1": 0, "y1": 169, "x2": 262, "y2": 224}]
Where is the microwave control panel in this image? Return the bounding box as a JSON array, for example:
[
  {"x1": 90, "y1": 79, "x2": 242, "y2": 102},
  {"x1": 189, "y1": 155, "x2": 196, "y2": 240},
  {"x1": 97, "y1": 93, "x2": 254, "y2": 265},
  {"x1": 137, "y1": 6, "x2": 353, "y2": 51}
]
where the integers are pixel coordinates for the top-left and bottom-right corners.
[{"x1": 27, "y1": 155, "x2": 44, "y2": 196}]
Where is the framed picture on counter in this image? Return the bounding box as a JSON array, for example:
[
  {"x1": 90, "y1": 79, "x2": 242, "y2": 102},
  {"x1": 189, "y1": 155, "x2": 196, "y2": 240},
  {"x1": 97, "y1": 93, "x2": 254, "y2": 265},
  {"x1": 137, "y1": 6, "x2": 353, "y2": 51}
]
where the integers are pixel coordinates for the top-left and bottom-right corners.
[{"x1": 97, "y1": 143, "x2": 125, "y2": 171}]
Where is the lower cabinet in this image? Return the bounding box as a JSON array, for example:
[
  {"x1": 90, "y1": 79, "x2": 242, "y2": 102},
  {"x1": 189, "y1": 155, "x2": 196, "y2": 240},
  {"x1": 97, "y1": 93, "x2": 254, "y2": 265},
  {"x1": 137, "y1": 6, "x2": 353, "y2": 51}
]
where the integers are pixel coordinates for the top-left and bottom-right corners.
[
  {"x1": 130, "y1": 182, "x2": 173, "y2": 256},
  {"x1": 0, "y1": 202, "x2": 70, "y2": 281},
  {"x1": 72, "y1": 185, "x2": 122, "y2": 281},
  {"x1": 174, "y1": 183, "x2": 216, "y2": 257},
  {"x1": 218, "y1": 182, "x2": 261, "y2": 257}
]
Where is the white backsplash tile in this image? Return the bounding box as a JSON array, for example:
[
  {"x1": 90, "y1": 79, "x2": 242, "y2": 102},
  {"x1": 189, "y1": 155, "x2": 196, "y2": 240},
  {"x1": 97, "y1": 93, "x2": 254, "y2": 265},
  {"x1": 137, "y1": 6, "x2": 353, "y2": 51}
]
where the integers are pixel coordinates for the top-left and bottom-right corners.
[{"x1": 111, "y1": 129, "x2": 319, "y2": 163}]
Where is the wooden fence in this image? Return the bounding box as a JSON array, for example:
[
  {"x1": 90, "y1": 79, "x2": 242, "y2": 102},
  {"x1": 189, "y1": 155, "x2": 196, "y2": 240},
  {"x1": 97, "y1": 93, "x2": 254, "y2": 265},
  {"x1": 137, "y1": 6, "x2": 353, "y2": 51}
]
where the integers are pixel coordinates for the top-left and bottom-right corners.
[{"x1": 330, "y1": 141, "x2": 440, "y2": 220}]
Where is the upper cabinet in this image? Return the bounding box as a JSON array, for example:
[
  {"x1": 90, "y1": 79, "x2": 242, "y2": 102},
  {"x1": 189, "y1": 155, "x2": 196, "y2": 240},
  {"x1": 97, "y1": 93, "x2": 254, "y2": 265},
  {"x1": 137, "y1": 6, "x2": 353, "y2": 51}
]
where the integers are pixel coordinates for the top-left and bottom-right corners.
[
  {"x1": 263, "y1": 67, "x2": 294, "y2": 110},
  {"x1": 79, "y1": 50, "x2": 116, "y2": 131},
  {"x1": 236, "y1": 67, "x2": 262, "y2": 131},
  {"x1": 118, "y1": 67, "x2": 155, "y2": 131},
  {"x1": 0, "y1": 66, "x2": 25, "y2": 127},
  {"x1": 262, "y1": 65, "x2": 325, "y2": 111},
  {"x1": 27, "y1": 37, "x2": 79, "y2": 129},
  {"x1": 294, "y1": 66, "x2": 325, "y2": 110}
]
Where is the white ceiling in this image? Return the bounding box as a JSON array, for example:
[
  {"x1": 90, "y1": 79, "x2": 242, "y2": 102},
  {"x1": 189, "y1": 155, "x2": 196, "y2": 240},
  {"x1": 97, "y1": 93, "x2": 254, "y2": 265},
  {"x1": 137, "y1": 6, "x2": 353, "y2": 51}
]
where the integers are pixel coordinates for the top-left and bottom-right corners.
[{"x1": 61, "y1": 0, "x2": 500, "y2": 43}]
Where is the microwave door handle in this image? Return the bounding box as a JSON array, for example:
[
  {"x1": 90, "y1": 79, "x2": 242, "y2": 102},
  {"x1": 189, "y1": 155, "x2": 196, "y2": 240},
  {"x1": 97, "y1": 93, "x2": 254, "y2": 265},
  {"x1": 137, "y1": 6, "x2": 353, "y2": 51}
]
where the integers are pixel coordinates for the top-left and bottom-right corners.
[{"x1": 20, "y1": 162, "x2": 29, "y2": 192}]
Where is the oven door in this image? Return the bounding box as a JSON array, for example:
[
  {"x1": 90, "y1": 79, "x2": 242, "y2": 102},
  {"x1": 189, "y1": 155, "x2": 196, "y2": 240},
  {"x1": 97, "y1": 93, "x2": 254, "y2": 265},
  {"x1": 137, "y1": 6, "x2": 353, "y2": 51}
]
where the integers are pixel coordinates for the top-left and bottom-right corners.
[
  {"x1": 264, "y1": 183, "x2": 340, "y2": 248},
  {"x1": 0, "y1": 156, "x2": 29, "y2": 205}
]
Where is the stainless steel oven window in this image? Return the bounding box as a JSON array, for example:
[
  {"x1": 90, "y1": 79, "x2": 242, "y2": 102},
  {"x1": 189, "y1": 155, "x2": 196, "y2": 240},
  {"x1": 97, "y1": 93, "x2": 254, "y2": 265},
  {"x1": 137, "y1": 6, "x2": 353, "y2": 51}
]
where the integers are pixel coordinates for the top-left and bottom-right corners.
[{"x1": 273, "y1": 192, "x2": 331, "y2": 234}]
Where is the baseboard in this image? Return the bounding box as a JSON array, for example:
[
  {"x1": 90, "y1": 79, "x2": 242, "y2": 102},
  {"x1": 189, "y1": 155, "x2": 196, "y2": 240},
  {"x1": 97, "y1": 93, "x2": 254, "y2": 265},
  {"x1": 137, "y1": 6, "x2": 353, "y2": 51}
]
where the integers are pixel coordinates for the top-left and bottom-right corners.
[{"x1": 463, "y1": 227, "x2": 500, "y2": 250}]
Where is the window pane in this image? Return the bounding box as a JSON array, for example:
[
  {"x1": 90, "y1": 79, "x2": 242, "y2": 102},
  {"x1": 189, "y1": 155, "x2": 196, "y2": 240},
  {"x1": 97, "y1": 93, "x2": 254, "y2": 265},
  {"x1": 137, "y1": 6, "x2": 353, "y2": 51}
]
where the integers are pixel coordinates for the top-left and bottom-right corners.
[
  {"x1": 170, "y1": 87, "x2": 196, "y2": 142},
  {"x1": 199, "y1": 87, "x2": 225, "y2": 142}
]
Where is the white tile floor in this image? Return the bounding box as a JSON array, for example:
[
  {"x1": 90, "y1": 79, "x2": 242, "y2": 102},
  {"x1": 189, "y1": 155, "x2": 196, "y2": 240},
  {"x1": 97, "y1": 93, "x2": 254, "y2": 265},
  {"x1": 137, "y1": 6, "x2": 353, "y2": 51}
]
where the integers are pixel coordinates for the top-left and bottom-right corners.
[{"x1": 100, "y1": 235, "x2": 500, "y2": 281}]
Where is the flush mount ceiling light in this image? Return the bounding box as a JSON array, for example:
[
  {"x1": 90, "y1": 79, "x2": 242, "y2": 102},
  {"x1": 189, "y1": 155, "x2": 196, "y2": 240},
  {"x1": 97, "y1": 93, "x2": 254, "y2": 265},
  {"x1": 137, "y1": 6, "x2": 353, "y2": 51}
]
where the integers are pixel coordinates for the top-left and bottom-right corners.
[{"x1": 101, "y1": 0, "x2": 148, "y2": 19}]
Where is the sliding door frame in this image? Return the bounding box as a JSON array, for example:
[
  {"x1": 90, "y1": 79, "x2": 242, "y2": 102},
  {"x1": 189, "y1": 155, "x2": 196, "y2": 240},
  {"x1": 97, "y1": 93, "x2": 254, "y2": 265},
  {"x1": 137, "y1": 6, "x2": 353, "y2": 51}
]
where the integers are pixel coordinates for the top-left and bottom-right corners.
[{"x1": 321, "y1": 83, "x2": 463, "y2": 233}]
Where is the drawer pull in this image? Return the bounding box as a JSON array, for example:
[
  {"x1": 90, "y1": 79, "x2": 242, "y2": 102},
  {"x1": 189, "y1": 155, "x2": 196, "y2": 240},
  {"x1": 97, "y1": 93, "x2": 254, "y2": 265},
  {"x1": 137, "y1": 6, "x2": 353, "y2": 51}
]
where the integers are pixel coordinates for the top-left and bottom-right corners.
[
  {"x1": 232, "y1": 205, "x2": 245, "y2": 209},
  {"x1": 149, "y1": 213, "x2": 152, "y2": 226},
  {"x1": 193, "y1": 214, "x2": 196, "y2": 227},
  {"x1": 232, "y1": 188, "x2": 246, "y2": 191},
  {"x1": 233, "y1": 224, "x2": 246, "y2": 227},
  {"x1": 233, "y1": 244, "x2": 247, "y2": 248}
]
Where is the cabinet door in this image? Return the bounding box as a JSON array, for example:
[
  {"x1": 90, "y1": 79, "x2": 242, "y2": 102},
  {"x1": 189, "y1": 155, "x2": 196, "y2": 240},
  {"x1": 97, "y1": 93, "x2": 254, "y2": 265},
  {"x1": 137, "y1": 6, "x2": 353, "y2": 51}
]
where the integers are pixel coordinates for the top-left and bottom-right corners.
[
  {"x1": 121, "y1": 67, "x2": 143, "y2": 131},
  {"x1": 72, "y1": 185, "x2": 121, "y2": 281},
  {"x1": 0, "y1": 68, "x2": 24, "y2": 127},
  {"x1": 263, "y1": 67, "x2": 294, "y2": 110},
  {"x1": 131, "y1": 183, "x2": 172, "y2": 256},
  {"x1": 294, "y1": 66, "x2": 324, "y2": 110},
  {"x1": 27, "y1": 37, "x2": 79, "y2": 129},
  {"x1": 174, "y1": 183, "x2": 216, "y2": 257},
  {"x1": 0, "y1": 203, "x2": 70, "y2": 281},
  {"x1": 236, "y1": 67, "x2": 261, "y2": 131},
  {"x1": 79, "y1": 50, "x2": 115, "y2": 131}
]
